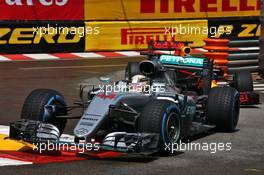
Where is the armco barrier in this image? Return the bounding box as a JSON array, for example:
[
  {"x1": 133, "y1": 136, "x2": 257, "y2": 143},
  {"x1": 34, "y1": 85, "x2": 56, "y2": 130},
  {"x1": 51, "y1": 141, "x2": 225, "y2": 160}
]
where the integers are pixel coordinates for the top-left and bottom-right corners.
[
  {"x1": 228, "y1": 40, "x2": 259, "y2": 47},
  {"x1": 203, "y1": 38, "x2": 259, "y2": 73}
]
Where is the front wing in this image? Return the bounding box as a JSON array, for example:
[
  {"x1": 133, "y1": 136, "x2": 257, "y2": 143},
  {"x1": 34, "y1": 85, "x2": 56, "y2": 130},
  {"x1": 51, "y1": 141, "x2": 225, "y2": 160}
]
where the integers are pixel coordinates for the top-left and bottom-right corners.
[{"x1": 9, "y1": 120, "x2": 160, "y2": 155}]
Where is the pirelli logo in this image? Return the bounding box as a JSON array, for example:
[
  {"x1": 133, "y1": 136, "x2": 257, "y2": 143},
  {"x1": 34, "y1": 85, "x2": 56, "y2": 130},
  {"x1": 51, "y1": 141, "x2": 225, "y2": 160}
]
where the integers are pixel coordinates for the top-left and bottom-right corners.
[
  {"x1": 121, "y1": 28, "x2": 176, "y2": 45},
  {"x1": 140, "y1": 0, "x2": 260, "y2": 13},
  {"x1": 0, "y1": 27, "x2": 83, "y2": 45}
]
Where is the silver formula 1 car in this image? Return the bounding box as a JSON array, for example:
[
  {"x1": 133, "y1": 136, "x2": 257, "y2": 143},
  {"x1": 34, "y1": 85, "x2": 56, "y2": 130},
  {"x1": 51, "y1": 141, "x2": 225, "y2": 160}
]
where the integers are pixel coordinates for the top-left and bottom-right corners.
[{"x1": 9, "y1": 54, "x2": 240, "y2": 155}]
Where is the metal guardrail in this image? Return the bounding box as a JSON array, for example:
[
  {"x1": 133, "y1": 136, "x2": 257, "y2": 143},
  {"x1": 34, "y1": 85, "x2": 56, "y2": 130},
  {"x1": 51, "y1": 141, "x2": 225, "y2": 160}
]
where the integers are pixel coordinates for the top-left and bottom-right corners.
[
  {"x1": 228, "y1": 60, "x2": 259, "y2": 67},
  {"x1": 203, "y1": 38, "x2": 259, "y2": 73},
  {"x1": 227, "y1": 53, "x2": 259, "y2": 60},
  {"x1": 229, "y1": 66, "x2": 259, "y2": 73},
  {"x1": 229, "y1": 40, "x2": 259, "y2": 47}
]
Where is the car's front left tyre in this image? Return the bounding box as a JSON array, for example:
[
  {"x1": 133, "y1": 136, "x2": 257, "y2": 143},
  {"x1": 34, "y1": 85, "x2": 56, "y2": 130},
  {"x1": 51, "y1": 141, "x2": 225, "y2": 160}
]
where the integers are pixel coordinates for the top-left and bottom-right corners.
[
  {"x1": 21, "y1": 89, "x2": 67, "y2": 134},
  {"x1": 138, "y1": 100, "x2": 182, "y2": 155}
]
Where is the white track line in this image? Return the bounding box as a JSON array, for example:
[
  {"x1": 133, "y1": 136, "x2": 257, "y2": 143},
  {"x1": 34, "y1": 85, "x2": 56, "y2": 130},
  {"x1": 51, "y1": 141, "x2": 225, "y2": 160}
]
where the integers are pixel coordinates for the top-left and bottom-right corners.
[
  {"x1": 115, "y1": 51, "x2": 140, "y2": 56},
  {"x1": 0, "y1": 158, "x2": 32, "y2": 166},
  {"x1": 0, "y1": 56, "x2": 10, "y2": 61},
  {"x1": 72, "y1": 53, "x2": 104, "y2": 58},
  {"x1": 0, "y1": 125, "x2": 9, "y2": 135},
  {"x1": 23, "y1": 54, "x2": 58, "y2": 60}
]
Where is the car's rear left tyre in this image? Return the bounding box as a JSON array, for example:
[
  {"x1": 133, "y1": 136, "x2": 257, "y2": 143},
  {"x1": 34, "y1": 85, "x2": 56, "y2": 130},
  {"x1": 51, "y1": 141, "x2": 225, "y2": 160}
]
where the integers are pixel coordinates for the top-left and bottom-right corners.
[
  {"x1": 207, "y1": 87, "x2": 240, "y2": 132},
  {"x1": 138, "y1": 100, "x2": 182, "y2": 155},
  {"x1": 21, "y1": 89, "x2": 67, "y2": 134}
]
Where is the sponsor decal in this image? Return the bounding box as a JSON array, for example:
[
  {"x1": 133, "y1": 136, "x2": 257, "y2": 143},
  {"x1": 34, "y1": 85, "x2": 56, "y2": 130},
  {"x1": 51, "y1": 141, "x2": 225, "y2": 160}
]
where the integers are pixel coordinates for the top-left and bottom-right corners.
[
  {"x1": 0, "y1": 0, "x2": 83, "y2": 20},
  {"x1": 97, "y1": 94, "x2": 116, "y2": 100},
  {"x1": 121, "y1": 28, "x2": 176, "y2": 45},
  {"x1": 85, "y1": 20, "x2": 207, "y2": 51},
  {"x1": 0, "y1": 28, "x2": 83, "y2": 44},
  {"x1": 208, "y1": 17, "x2": 260, "y2": 39},
  {"x1": 140, "y1": 0, "x2": 260, "y2": 13},
  {"x1": 0, "y1": 22, "x2": 85, "y2": 53},
  {"x1": 5, "y1": 0, "x2": 68, "y2": 6},
  {"x1": 150, "y1": 41, "x2": 186, "y2": 50},
  {"x1": 85, "y1": 0, "x2": 260, "y2": 20},
  {"x1": 160, "y1": 55, "x2": 204, "y2": 67}
]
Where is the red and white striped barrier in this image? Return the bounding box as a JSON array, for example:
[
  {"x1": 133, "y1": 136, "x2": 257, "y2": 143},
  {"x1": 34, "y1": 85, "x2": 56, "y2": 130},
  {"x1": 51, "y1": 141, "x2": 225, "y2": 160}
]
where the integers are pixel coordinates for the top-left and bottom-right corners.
[
  {"x1": 0, "y1": 51, "x2": 141, "y2": 61},
  {"x1": 0, "y1": 48, "x2": 209, "y2": 61},
  {"x1": 0, "y1": 47, "x2": 258, "y2": 62}
]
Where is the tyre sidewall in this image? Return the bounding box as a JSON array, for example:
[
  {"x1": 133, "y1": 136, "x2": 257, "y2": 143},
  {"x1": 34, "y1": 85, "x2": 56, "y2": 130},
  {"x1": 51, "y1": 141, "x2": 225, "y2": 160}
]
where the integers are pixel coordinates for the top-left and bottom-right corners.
[{"x1": 160, "y1": 104, "x2": 181, "y2": 144}]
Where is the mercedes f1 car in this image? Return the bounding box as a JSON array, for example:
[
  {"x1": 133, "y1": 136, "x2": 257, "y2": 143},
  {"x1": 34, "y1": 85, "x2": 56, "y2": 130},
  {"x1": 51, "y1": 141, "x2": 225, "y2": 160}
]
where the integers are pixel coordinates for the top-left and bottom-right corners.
[
  {"x1": 144, "y1": 40, "x2": 259, "y2": 105},
  {"x1": 9, "y1": 48, "x2": 241, "y2": 155}
]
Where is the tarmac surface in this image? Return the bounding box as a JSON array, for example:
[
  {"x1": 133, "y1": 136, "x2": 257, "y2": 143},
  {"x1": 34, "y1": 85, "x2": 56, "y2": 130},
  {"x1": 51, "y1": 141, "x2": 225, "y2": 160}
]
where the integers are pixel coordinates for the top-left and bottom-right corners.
[{"x1": 0, "y1": 58, "x2": 263, "y2": 175}]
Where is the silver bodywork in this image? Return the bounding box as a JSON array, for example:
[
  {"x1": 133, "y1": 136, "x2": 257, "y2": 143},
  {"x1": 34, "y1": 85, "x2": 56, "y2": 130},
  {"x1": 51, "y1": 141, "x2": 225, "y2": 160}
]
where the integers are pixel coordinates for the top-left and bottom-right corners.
[{"x1": 74, "y1": 92, "x2": 151, "y2": 139}]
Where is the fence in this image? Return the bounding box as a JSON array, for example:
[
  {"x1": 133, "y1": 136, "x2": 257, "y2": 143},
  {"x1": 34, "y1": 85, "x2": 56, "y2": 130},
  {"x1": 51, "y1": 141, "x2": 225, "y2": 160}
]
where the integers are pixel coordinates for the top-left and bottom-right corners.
[{"x1": 203, "y1": 39, "x2": 259, "y2": 73}]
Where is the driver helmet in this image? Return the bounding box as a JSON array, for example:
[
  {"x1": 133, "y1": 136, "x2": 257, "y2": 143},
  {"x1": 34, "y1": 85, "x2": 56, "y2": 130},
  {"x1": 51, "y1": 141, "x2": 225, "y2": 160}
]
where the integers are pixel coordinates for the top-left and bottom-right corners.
[
  {"x1": 130, "y1": 75, "x2": 149, "y2": 93},
  {"x1": 131, "y1": 74, "x2": 147, "y2": 84}
]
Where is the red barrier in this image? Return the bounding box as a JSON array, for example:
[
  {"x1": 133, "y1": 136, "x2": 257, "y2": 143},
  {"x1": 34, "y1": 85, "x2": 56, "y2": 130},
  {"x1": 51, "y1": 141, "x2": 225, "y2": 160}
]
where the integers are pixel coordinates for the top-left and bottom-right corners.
[{"x1": 0, "y1": 0, "x2": 84, "y2": 20}]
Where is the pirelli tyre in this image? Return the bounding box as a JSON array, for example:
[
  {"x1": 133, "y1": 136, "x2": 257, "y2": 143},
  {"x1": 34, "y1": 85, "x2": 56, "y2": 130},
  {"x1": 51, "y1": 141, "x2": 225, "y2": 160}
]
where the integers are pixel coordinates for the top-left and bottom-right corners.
[
  {"x1": 21, "y1": 89, "x2": 67, "y2": 134},
  {"x1": 125, "y1": 62, "x2": 142, "y2": 81},
  {"x1": 207, "y1": 87, "x2": 240, "y2": 132},
  {"x1": 234, "y1": 71, "x2": 253, "y2": 92},
  {"x1": 138, "y1": 100, "x2": 182, "y2": 155}
]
